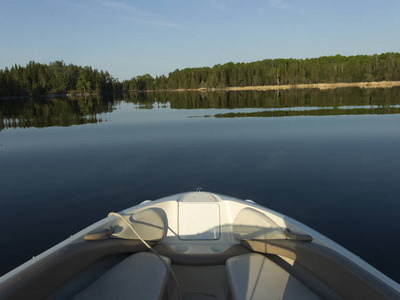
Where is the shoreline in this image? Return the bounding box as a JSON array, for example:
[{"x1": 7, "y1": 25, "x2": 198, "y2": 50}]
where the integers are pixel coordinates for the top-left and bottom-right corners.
[
  {"x1": 169, "y1": 81, "x2": 400, "y2": 92},
  {"x1": 2, "y1": 81, "x2": 400, "y2": 100},
  {"x1": 0, "y1": 91, "x2": 113, "y2": 101}
]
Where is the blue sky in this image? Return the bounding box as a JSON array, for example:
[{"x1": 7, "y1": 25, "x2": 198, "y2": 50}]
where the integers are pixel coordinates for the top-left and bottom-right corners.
[{"x1": 1, "y1": 0, "x2": 399, "y2": 80}]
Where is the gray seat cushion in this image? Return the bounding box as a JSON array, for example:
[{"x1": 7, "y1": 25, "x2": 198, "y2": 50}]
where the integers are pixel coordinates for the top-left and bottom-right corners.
[
  {"x1": 226, "y1": 253, "x2": 321, "y2": 300},
  {"x1": 72, "y1": 251, "x2": 170, "y2": 300}
]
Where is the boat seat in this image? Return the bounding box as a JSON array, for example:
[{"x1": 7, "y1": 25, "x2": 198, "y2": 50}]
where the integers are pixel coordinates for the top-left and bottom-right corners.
[
  {"x1": 72, "y1": 251, "x2": 170, "y2": 300},
  {"x1": 226, "y1": 253, "x2": 321, "y2": 300}
]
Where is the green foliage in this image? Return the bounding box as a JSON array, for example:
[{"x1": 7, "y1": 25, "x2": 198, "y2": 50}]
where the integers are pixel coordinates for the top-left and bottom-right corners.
[
  {"x1": 0, "y1": 61, "x2": 119, "y2": 97},
  {"x1": 119, "y1": 52, "x2": 400, "y2": 91},
  {"x1": 2, "y1": 53, "x2": 400, "y2": 97}
]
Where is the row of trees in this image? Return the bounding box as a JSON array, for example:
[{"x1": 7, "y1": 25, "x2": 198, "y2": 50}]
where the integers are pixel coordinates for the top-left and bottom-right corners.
[
  {"x1": 0, "y1": 61, "x2": 119, "y2": 98},
  {"x1": 1, "y1": 53, "x2": 399, "y2": 97},
  {"x1": 121, "y1": 52, "x2": 400, "y2": 91}
]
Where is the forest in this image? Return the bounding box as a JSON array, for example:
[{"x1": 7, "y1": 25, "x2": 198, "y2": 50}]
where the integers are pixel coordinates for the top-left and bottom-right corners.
[
  {"x1": 1, "y1": 53, "x2": 400, "y2": 98},
  {"x1": 124, "y1": 52, "x2": 400, "y2": 91},
  {"x1": 0, "y1": 61, "x2": 118, "y2": 98}
]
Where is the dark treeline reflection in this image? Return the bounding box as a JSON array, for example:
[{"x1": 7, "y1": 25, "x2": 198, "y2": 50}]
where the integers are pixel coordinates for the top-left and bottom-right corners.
[
  {"x1": 121, "y1": 87, "x2": 400, "y2": 109},
  {"x1": 1, "y1": 87, "x2": 400, "y2": 130},
  {"x1": 214, "y1": 107, "x2": 400, "y2": 118},
  {"x1": 0, "y1": 96, "x2": 114, "y2": 131}
]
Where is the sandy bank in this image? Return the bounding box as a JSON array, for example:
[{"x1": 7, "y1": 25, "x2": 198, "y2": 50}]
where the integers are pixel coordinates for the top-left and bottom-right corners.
[{"x1": 169, "y1": 81, "x2": 400, "y2": 92}]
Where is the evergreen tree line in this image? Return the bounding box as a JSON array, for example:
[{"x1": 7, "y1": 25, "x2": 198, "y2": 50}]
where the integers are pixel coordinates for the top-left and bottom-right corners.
[
  {"x1": 122, "y1": 52, "x2": 400, "y2": 91},
  {"x1": 0, "y1": 61, "x2": 119, "y2": 98},
  {"x1": 1, "y1": 53, "x2": 400, "y2": 97}
]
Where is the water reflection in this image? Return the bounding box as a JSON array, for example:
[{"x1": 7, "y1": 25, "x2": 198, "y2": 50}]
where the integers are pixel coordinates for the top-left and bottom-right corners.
[
  {"x1": 214, "y1": 106, "x2": 400, "y2": 118},
  {"x1": 0, "y1": 95, "x2": 114, "y2": 131},
  {"x1": 122, "y1": 87, "x2": 400, "y2": 110},
  {"x1": 1, "y1": 87, "x2": 400, "y2": 130}
]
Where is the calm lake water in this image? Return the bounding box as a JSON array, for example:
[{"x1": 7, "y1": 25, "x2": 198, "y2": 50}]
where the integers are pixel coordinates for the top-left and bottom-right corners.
[{"x1": 1, "y1": 88, "x2": 400, "y2": 282}]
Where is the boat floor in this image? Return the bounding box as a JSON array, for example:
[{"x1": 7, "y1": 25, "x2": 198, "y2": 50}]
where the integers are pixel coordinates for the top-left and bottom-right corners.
[{"x1": 168, "y1": 265, "x2": 229, "y2": 300}]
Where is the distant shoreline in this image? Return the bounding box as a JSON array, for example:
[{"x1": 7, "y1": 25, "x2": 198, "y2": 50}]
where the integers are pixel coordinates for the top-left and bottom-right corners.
[
  {"x1": 2, "y1": 81, "x2": 400, "y2": 100},
  {"x1": 170, "y1": 81, "x2": 400, "y2": 92},
  {"x1": 0, "y1": 92, "x2": 108, "y2": 101}
]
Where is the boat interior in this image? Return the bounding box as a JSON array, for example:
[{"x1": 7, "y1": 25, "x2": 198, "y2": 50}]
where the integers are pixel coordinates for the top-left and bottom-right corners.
[{"x1": 1, "y1": 192, "x2": 399, "y2": 300}]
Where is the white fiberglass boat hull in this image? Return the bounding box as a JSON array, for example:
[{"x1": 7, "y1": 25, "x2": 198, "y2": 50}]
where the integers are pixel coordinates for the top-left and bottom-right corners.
[{"x1": 1, "y1": 191, "x2": 399, "y2": 300}]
